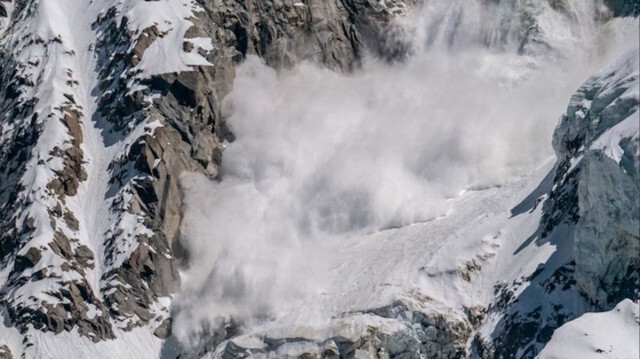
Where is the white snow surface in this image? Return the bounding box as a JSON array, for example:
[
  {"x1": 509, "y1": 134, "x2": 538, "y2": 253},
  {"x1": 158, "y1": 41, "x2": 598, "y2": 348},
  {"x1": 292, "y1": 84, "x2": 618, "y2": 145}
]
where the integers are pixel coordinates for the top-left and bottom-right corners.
[
  {"x1": 0, "y1": 313, "x2": 163, "y2": 359},
  {"x1": 589, "y1": 48, "x2": 640, "y2": 163},
  {"x1": 538, "y1": 299, "x2": 640, "y2": 359},
  {"x1": 592, "y1": 111, "x2": 640, "y2": 163},
  {"x1": 122, "y1": 0, "x2": 213, "y2": 76}
]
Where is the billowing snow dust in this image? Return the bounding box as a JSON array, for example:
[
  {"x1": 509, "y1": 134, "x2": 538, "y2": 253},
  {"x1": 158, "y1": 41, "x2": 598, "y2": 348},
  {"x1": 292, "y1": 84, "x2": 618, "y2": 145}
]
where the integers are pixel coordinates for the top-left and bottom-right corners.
[{"x1": 173, "y1": 0, "x2": 638, "y2": 346}]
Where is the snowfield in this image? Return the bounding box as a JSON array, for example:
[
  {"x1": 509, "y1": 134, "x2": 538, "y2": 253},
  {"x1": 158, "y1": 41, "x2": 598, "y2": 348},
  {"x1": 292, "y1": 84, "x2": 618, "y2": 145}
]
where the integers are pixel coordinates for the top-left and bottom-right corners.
[{"x1": 539, "y1": 299, "x2": 640, "y2": 359}]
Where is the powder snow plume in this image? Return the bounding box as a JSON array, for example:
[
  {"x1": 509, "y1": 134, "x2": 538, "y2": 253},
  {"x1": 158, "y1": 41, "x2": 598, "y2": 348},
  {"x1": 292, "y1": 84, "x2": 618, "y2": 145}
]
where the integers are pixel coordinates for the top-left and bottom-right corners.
[{"x1": 171, "y1": 0, "x2": 638, "y2": 347}]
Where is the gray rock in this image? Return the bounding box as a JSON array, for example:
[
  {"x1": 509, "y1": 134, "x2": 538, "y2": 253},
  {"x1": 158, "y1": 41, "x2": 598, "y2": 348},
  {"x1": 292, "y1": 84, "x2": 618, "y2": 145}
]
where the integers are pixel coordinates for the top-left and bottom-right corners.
[
  {"x1": 603, "y1": 0, "x2": 640, "y2": 16},
  {"x1": 154, "y1": 318, "x2": 172, "y2": 339},
  {"x1": 0, "y1": 345, "x2": 12, "y2": 359},
  {"x1": 13, "y1": 247, "x2": 41, "y2": 273},
  {"x1": 552, "y1": 49, "x2": 640, "y2": 305},
  {"x1": 75, "y1": 244, "x2": 94, "y2": 267}
]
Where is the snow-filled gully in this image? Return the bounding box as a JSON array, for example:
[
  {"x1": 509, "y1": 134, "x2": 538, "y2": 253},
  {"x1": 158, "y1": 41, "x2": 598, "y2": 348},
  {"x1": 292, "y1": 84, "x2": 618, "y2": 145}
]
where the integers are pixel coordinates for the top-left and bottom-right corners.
[{"x1": 63, "y1": 0, "x2": 114, "y2": 301}]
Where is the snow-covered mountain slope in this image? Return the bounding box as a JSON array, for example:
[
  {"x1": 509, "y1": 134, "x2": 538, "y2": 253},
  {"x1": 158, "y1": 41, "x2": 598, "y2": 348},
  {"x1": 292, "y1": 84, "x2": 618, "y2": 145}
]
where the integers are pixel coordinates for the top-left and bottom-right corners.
[
  {"x1": 473, "y1": 45, "x2": 640, "y2": 359},
  {"x1": 0, "y1": 0, "x2": 414, "y2": 355},
  {"x1": 0, "y1": 0, "x2": 214, "y2": 342},
  {"x1": 0, "y1": 156, "x2": 552, "y2": 358},
  {"x1": 538, "y1": 299, "x2": 639, "y2": 359},
  {"x1": 0, "y1": 0, "x2": 638, "y2": 358}
]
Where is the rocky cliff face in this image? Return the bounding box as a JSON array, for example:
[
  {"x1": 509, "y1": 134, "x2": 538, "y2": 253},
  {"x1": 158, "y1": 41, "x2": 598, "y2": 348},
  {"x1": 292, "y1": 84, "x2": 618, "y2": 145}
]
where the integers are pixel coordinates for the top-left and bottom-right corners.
[
  {"x1": 553, "y1": 49, "x2": 639, "y2": 306},
  {"x1": 473, "y1": 47, "x2": 639, "y2": 359}
]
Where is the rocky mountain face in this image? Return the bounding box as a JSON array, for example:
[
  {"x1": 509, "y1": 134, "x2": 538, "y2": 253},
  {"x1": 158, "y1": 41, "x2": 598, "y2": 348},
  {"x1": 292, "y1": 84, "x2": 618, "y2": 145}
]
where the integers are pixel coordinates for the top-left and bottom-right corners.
[
  {"x1": 472, "y1": 47, "x2": 639, "y2": 359},
  {"x1": 0, "y1": 0, "x2": 637, "y2": 358},
  {"x1": 0, "y1": 0, "x2": 412, "y2": 350}
]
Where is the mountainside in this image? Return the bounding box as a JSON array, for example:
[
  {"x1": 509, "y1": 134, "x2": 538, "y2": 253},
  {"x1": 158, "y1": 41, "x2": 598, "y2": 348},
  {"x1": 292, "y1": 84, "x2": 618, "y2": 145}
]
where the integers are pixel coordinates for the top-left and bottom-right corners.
[
  {"x1": 473, "y1": 45, "x2": 640, "y2": 359},
  {"x1": 0, "y1": 0, "x2": 637, "y2": 358},
  {"x1": 0, "y1": 0, "x2": 405, "y2": 344}
]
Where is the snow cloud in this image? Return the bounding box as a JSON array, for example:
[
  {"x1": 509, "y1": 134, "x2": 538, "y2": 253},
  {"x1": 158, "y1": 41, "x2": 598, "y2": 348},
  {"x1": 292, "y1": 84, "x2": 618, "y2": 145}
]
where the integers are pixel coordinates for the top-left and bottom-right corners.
[{"x1": 170, "y1": 0, "x2": 637, "y2": 347}]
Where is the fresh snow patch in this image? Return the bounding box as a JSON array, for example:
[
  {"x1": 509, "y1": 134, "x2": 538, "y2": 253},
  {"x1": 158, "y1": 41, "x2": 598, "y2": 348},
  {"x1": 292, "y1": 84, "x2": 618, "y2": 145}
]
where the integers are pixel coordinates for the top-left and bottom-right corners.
[
  {"x1": 538, "y1": 299, "x2": 640, "y2": 359},
  {"x1": 123, "y1": 0, "x2": 212, "y2": 76},
  {"x1": 591, "y1": 112, "x2": 640, "y2": 163}
]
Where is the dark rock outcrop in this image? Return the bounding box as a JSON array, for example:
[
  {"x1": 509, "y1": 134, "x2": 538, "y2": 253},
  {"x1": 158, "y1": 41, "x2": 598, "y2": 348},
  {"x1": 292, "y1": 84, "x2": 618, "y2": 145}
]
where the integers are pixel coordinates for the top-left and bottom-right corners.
[
  {"x1": 604, "y1": 0, "x2": 640, "y2": 17},
  {"x1": 0, "y1": 345, "x2": 12, "y2": 359}
]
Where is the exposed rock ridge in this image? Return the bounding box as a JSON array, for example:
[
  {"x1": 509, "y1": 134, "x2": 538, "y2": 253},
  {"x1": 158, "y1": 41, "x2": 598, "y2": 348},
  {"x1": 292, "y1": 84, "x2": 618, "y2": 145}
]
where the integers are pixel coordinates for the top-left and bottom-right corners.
[
  {"x1": 473, "y1": 47, "x2": 639, "y2": 359},
  {"x1": 0, "y1": 0, "x2": 115, "y2": 341},
  {"x1": 551, "y1": 48, "x2": 639, "y2": 306}
]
